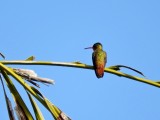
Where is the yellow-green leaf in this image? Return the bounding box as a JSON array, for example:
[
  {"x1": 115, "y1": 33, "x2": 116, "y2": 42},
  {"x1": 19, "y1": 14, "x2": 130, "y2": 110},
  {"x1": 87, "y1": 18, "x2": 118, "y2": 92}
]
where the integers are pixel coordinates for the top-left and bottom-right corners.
[
  {"x1": 25, "y1": 56, "x2": 35, "y2": 61},
  {"x1": 30, "y1": 86, "x2": 71, "y2": 120},
  {"x1": 1, "y1": 70, "x2": 34, "y2": 120},
  {"x1": 0, "y1": 75, "x2": 16, "y2": 120},
  {"x1": 27, "y1": 91, "x2": 45, "y2": 120},
  {"x1": 31, "y1": 86, "x2": 59, "y2": 119},
  {"x1": 0, "y1": 63, "x2": 71, "y2": 119}
]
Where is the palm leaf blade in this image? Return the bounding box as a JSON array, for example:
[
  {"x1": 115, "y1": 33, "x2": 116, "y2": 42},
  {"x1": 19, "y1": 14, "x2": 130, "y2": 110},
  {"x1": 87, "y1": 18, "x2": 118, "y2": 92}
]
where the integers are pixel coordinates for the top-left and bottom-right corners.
[
  {"x1": 0, "y1": 75, "x2": 15, "y2": 120},
  {"x1": 1, "y1": 70, "x2": 34, "y2": 120},
  {"x1": 27, "y1": 91, "x2": 45, "y2": 120}
]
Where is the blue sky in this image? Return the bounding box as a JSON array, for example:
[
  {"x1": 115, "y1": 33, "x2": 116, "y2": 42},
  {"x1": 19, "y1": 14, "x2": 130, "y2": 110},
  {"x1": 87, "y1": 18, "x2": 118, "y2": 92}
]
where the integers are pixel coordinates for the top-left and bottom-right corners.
[{"x1": 0, "y1": 0, "x2": 160, "y2": 120}]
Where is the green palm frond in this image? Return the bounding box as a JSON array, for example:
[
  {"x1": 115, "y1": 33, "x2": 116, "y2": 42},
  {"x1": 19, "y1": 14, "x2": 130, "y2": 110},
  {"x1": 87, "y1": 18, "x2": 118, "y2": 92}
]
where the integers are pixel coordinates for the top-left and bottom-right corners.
[
  {"x1": 27, "y1": 91, "x2": 45, "y2": 120},
  {"x1": 1, "y1": 60, "x2": 160, "y2": 88},
  {"x1": 0, "y1": 62, "x2": 71, "y2": 119},
  {"x1": 1, "y1": 57, "x2": 160, "y2": 120},
  {"x1": 30, "y1": 86, "x2": 71, "y2": 119},
  {"x1": 0, "y1": 75, "x2": 16, "y2": 120},
  {"x1": 1, "y1": 70, "x2": 34, "y2": 120}
]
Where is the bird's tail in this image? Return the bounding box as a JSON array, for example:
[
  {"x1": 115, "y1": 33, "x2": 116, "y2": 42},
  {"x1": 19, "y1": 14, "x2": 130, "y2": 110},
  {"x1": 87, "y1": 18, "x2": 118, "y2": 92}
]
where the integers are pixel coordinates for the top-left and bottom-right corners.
[{"x1": 95, "y1": 67, "x2": 104, "y2": 78}]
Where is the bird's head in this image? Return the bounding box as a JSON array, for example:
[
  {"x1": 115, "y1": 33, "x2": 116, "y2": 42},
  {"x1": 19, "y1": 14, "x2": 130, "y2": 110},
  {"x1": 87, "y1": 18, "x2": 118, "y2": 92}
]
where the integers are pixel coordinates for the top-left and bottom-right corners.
[{"x1": 85, "y1": 42, "x2": 103, "y2": 51}]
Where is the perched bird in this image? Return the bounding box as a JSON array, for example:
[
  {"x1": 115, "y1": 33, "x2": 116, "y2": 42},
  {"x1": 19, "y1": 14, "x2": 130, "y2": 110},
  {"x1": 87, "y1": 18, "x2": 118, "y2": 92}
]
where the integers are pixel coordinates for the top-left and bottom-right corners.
[{"x1": 85, "y1": 42, "x2": 107, "y2": 78}]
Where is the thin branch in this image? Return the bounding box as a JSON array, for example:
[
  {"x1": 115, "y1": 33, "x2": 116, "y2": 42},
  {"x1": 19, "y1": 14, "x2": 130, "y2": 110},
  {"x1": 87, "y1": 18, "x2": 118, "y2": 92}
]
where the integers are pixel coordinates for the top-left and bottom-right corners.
[{"x1": 1, "y1": 60, "x2": 160, "y2": 88}]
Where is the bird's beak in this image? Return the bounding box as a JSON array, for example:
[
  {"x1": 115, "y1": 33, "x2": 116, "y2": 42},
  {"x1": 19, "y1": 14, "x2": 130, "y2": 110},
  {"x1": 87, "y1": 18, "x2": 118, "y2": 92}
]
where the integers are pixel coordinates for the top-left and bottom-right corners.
[{"x1": 84, "y1": 47, "x2": 93, "y2": 49}]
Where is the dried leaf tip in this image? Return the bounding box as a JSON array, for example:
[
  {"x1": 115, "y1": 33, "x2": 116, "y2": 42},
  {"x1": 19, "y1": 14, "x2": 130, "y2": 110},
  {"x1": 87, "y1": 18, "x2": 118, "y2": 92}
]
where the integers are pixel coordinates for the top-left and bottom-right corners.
[
  {"x1": 0, "y1": 52, "x2": 5, "y2": 59},
  {"x1": 13, "y1": 68, "x2": 55, "y2": 85},
  {"x1": 25, "y1": 56, "x2": 35, "y2": 61}
]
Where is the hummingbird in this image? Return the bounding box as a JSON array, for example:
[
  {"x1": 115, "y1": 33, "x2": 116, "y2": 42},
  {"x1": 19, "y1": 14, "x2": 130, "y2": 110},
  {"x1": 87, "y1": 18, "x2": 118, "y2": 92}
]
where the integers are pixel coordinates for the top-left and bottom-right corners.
[{"x1": 85, "y1": 42, "x2": 107, "y2": 78}]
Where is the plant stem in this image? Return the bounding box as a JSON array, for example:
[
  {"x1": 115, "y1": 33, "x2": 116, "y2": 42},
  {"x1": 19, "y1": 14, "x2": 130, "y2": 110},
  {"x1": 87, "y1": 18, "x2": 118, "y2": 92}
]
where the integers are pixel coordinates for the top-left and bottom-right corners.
[{"x1": 1, "y1": 60, "x2": 160, "y2": 88}]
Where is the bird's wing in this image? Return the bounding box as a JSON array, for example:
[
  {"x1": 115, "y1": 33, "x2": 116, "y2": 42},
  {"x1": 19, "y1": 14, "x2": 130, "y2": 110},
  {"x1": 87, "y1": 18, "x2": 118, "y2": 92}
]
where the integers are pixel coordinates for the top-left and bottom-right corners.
[
  {"x1": 104, "y1": 51, "x2": 107, "y2": 66},
  {"x1": 92, "y1": 52, "x2": 96, "y2": 68}
]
